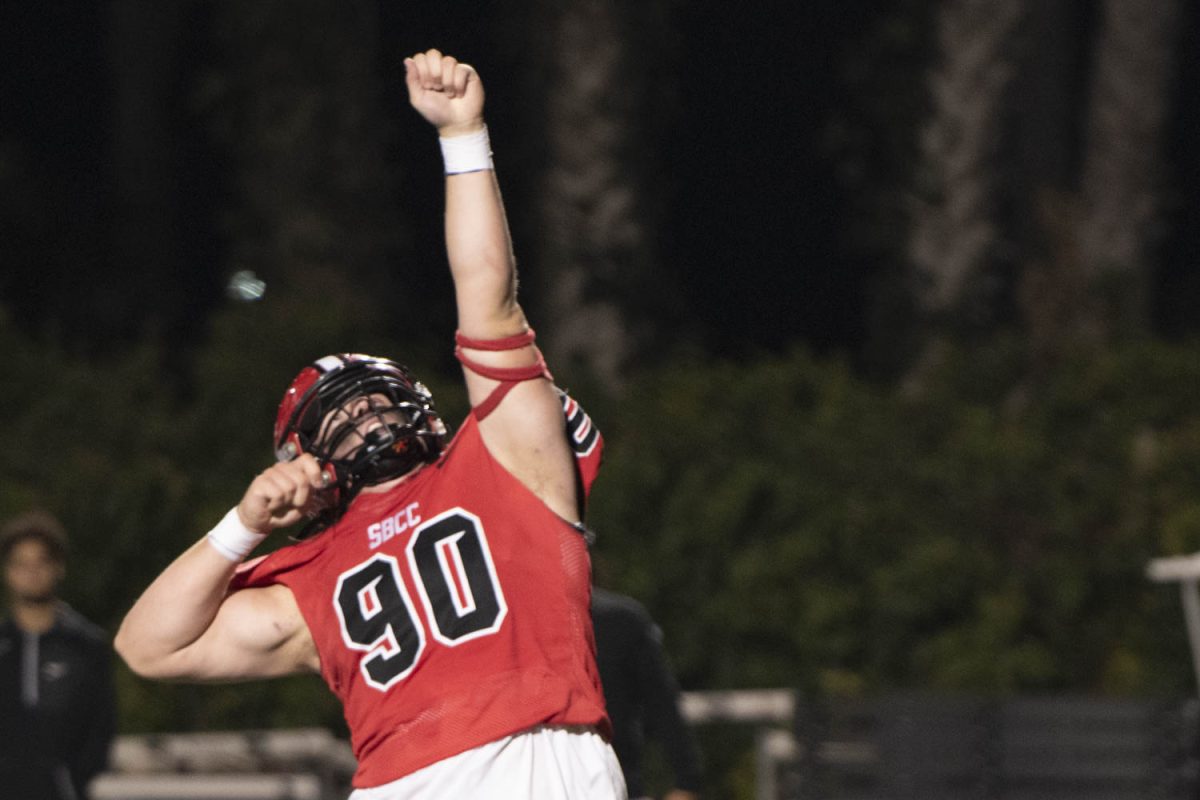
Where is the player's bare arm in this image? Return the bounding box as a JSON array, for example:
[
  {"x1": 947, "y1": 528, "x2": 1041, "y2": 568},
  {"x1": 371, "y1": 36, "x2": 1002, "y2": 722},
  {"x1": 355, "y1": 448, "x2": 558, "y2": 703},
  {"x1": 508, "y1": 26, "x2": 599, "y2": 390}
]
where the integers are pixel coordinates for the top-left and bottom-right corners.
[
  {"x1": 405, "y1": 49, "x2": 579, "y2": 522},
  {"x1": 114, "y1": 456, "x2": 324, "y2": 681}
]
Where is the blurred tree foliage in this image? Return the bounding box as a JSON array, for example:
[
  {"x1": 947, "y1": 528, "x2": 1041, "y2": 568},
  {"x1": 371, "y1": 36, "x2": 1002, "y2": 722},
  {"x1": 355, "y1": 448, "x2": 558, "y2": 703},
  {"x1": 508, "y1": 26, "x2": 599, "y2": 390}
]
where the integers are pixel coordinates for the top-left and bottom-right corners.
[
  {"x1": 6, "y1": 296, "x2": 1200, "y2": 738},
  {"x1": 590, "y1": 339, "x2": 1200, "y2": 700}
]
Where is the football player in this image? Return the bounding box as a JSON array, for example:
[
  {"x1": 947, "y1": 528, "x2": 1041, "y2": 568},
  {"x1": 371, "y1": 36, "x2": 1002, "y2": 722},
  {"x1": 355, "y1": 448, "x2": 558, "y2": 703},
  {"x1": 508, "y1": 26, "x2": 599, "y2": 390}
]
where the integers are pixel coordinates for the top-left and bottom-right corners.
[{"x1": 116, "y1": 49, "x2": 624, "y2": 800}]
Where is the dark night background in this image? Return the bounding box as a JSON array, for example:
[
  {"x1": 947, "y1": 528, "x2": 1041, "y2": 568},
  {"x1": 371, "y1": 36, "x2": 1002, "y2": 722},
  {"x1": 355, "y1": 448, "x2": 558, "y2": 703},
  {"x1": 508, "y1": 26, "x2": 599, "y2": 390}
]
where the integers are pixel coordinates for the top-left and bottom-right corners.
[
  {"x1": 16, "y1": 2, "x2": 1199, "y2": 362},
  {"x1": 1, "y1": 2, "x2": 833, "y2": 353}
]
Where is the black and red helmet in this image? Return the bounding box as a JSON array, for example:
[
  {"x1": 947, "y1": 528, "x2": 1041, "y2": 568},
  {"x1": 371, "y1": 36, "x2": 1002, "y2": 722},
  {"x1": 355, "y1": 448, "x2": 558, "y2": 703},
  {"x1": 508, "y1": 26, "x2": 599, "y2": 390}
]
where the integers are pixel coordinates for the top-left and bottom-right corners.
[{"x1": 274, "y1": 354, "x2": 447, "y2": 532}]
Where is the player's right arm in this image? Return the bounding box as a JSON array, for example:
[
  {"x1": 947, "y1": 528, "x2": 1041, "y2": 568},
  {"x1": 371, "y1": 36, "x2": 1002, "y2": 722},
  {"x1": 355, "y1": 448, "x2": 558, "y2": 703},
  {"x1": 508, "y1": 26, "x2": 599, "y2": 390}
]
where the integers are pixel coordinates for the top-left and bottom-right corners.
[
  {"x1": 405, "y1": 50, "x2": 581, "y2": 524},
  {"x1": 114, "y1": 456, "x2": 325, "y2": 681}
]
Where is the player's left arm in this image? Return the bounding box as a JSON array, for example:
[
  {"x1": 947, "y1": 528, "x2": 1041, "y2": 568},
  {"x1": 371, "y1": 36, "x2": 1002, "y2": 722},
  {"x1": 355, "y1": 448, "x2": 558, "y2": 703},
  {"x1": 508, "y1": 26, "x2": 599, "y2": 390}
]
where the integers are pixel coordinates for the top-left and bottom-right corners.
[{"x1": 405, "y1": 49, "x2": 579, "y2": 522}]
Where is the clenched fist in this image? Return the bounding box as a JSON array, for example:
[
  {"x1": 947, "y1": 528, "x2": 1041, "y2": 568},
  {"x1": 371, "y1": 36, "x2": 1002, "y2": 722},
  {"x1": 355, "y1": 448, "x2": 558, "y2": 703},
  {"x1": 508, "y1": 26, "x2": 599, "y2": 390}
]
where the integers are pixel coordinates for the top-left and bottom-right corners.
[
  {"x1": 236, "y1": 453, "x2": 329, "y2": 533},
  {"x1": 404, "y1": 48, "x2": 485, "y2": 137}
]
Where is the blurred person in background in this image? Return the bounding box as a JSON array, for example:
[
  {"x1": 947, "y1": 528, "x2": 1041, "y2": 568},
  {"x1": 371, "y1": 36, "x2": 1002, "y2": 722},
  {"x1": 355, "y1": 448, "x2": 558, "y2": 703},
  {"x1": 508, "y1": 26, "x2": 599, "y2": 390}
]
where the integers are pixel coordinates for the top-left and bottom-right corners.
[
  {"x1": 593, "y1": 587, "x2": 702, "y2": 800},
  {"x1": 0, "y1": 511, "x2": 115, "y2": 800},
  {"x1": 115, "y1": 49, "x2": 625, "y2": 799}
]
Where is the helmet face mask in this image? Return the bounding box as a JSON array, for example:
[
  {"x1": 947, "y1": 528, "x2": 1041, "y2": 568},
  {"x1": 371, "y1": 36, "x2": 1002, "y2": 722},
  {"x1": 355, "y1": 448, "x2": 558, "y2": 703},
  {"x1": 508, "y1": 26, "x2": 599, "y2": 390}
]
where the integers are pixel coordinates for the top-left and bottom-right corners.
[{"x1": 274, "y1": 355, "x2": 447, "y2": 535}]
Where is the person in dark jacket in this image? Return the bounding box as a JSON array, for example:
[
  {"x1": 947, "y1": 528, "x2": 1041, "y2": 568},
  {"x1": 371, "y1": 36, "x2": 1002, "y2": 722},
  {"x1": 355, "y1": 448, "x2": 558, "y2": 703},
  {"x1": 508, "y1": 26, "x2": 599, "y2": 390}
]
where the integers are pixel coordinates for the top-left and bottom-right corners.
[
  {"x1": 591, "y1": 587, "x2": 703, "y2": 800},
  {"x1": 0, "y1": 511, "x2": 115, "y2": 800}
]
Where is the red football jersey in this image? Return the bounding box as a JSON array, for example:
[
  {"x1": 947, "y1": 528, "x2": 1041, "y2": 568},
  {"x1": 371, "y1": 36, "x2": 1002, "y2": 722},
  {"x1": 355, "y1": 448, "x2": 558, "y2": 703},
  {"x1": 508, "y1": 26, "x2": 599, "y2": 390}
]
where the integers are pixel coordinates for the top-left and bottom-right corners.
[{"x1": 233, "y1": 397, "x2": 607, "y2": 788}]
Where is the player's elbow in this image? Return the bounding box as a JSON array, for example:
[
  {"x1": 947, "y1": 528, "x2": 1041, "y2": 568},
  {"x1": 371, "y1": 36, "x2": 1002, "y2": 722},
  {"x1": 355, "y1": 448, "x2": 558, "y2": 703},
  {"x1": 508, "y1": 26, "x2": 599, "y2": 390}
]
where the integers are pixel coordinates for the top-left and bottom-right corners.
[
  {"x1": 114, "y1": 625, "x2": 181, "y2": 680},
  {"x1": 113, "y1": 628, "x2": 152, "y2": 677}
]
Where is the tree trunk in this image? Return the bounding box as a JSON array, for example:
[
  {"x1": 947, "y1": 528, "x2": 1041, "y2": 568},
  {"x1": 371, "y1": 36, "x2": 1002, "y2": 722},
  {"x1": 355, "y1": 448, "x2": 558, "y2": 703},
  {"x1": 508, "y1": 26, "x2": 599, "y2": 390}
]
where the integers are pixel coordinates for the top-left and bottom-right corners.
[
  {"x1": 908, "y1": 0, "x2": 1026, "y2": 326},
  {"x1": 514, "y1": 0, "x2": 679, "y2": 391},
  {"x1": 1076, "y1": 0, "x2": 1185, "y2": 335}
]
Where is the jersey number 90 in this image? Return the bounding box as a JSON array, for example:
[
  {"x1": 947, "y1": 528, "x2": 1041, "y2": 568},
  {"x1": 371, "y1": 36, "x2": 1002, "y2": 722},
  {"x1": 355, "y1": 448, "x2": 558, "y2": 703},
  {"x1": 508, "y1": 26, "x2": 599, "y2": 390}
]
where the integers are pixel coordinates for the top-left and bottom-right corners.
[{"x1": 333, "y1": 508, "x2": 508, "y2": 691}]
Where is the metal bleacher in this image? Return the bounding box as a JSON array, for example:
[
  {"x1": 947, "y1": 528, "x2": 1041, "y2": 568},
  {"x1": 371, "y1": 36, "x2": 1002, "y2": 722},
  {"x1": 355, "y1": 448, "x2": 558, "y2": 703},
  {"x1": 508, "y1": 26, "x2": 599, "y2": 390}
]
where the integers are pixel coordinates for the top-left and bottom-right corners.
[
  {"x1": 786, "y1": 693, "x2": 1200, "y2": 800},
  {"x1": 90, "y1": 728, "x2": 356, "y2": 800}
]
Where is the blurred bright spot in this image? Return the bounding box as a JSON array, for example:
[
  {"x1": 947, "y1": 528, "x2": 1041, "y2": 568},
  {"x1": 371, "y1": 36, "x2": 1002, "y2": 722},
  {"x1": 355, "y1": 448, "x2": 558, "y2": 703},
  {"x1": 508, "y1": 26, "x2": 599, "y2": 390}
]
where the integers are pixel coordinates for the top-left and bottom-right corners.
[{"x1": 226, "y1": 270, "x2": 266, "y2": 302}]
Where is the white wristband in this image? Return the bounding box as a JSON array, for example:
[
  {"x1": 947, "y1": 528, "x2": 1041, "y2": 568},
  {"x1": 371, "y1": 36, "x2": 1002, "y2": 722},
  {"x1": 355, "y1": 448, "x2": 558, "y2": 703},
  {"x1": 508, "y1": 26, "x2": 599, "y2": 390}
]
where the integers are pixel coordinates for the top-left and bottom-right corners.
[
  {"x1": 439, "y1": 126, "x2": 494, "y2": 175},
  {"x1": 206, "y1": 507, "x2": 268, "y2": 562}
]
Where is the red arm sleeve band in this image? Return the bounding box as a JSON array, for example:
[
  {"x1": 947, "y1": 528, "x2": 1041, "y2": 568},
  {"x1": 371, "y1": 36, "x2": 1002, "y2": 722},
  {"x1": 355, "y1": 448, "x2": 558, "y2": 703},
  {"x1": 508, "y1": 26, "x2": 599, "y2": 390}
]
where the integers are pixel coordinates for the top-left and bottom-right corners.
[{"x1": 455, "y1": 329, "x2": 554, "y2": 421}]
